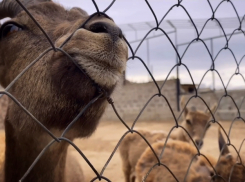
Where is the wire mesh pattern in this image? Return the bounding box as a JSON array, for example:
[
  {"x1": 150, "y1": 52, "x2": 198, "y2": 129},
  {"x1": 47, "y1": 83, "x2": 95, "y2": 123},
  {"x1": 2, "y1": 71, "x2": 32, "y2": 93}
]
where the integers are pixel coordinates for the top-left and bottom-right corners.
[
  {"x1": 0, "y1": 0, "x2": 245, "y2": 181},
  {"x1": 120, "y1": 17, "x2": 245, "y2": 32}
]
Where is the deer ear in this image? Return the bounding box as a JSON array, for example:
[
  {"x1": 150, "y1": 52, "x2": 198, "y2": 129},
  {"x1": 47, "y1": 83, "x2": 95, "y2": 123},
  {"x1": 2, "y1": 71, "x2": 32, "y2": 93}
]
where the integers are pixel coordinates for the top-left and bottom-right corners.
[
  {"x1": 218, "y1": 127, "x2": 230, "y2": 156},
  {"x1": 206, "y1": 104, "x2": 217, "y2": 116},
  {"x1": 184, "y1": 107, "x2": 189, "y2": 117}
]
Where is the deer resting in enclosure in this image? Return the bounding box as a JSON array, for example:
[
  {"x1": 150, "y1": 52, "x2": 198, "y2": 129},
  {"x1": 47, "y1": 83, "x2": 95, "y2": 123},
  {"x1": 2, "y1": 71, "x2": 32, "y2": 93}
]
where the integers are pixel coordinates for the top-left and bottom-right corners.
[
  {"x1": 119, "y1": 99, "x2": 216, "y2": 182},
  {"x1": 0, "y1": 0, "x2": 128, "y2": 181},
  {"x1": 212, "y1": 128, "x2": 245, "y2": 182},
  {"x1": 135, "y1": 139, "x2": 216, "y2": 182}
]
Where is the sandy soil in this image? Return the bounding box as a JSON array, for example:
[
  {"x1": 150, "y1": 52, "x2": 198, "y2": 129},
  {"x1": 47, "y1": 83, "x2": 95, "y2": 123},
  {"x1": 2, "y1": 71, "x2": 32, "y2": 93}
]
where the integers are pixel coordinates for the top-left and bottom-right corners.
[
  {"x1": 69, "y1": 120, "x2": 245, "y2": 182},
  {"x1": 0, "y1": 120, "x2": 244, "y2": 181}
]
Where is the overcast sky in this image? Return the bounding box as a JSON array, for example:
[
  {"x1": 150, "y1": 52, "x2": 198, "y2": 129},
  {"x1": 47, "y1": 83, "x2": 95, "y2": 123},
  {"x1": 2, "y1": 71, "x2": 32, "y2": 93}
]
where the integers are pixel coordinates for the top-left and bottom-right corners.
[
  {"x1": 55, "y1": 0, "x2": 245, "y2": 24},
  {"x1": 2, "y1": 0, "x2": 245, "y2": 90}
]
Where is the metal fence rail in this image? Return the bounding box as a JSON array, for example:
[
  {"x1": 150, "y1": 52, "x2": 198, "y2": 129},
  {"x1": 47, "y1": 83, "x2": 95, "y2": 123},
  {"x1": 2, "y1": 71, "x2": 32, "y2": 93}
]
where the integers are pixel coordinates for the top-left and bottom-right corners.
[{"x1": 0, "y1": 0, "x2": 245, "y2": 181}]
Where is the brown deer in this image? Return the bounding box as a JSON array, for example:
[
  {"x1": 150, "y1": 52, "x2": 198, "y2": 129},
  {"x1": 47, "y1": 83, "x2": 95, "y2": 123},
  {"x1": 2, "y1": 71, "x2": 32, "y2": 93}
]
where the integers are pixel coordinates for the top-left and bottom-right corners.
[
  {"x1": 212, "y1": 128, "x2": 245, "y2": 182},
  {"x1": 119, "y1": 99, "x2": 216, "y2": 182},
  {"x1": 0, "y1": 0, "x2": 128, "y2": 181},
  {"x1": 135, "y1": 139, "x2": 216, "y2": 182}
]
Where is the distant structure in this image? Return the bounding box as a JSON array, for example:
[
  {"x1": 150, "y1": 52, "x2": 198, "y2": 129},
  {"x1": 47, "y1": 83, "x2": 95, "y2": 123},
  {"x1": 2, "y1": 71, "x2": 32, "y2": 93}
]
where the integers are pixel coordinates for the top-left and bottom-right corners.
[
  {"x1": 181, "y1": 84, "x2": 197, "y2": 94},
  {"x1": 101, "y1": 79, "x2": 245, "y2": 122},
  {"x1": 119, "y1": 17, "x2": 245, "y2": 111}
]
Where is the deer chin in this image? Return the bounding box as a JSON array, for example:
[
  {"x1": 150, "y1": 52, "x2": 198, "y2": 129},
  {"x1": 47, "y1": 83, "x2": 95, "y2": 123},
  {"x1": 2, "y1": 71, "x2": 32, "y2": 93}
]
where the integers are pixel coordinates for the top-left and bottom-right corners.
[{"x1": 74, "y1": 55, "x2": 125, "y2": 88}]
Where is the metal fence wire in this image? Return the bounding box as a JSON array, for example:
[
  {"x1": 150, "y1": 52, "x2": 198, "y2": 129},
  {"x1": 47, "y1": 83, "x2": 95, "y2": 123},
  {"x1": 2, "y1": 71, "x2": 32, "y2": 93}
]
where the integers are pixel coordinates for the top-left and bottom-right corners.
[{"x1": 0, "y1": 0, "x2": 245, "y2": 181}]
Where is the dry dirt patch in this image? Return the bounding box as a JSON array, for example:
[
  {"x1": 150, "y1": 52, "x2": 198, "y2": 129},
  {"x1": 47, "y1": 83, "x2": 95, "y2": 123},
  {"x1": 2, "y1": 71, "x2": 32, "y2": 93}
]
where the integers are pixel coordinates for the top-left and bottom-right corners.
[{"x1": 0, "y1": 121, "x2": 244, "y2": 181}]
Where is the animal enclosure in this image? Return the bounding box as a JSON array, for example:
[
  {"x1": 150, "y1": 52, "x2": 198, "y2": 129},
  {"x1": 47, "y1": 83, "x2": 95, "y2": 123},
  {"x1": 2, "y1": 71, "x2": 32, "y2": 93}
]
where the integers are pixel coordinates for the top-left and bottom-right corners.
[{"x1": 0, "y1": 0, "x2": 245, "y2": 182}]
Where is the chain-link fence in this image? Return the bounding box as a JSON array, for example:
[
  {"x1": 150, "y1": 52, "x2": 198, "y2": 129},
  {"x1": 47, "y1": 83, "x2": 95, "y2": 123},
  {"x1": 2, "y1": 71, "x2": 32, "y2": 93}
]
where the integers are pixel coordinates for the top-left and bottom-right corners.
[{"x1": 0, "y1": 0, "x2": 245, "y2": 181}]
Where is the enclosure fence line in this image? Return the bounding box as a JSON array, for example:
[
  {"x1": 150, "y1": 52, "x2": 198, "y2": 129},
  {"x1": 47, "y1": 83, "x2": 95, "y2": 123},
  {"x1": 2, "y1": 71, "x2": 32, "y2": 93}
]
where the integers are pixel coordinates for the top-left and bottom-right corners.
[{"x1": 0, "y1": 0, "x2": 245, "y2": 181}]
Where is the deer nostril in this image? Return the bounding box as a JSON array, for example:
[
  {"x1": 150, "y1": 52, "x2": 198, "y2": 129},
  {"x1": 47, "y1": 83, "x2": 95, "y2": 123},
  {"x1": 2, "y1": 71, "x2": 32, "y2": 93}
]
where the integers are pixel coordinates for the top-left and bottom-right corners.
[
  {"x1": 195, "y1": 140, "x2": 203, "y2": 148},
  {"x1": 89, "y1": 22, "x2": 108, "y2": 34},
  {"x1": 88, "y1": 22, "x2": 123, "y2": 40}
]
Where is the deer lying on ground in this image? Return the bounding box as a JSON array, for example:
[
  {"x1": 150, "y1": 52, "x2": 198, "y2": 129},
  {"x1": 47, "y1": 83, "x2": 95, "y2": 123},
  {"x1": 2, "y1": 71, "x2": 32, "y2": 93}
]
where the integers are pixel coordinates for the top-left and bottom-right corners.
[
  {"x1": 135, "y1": 139, "x2": 216, "y2": 182},
  {"x1": 119, "y1": 100, "x2": 216, "y2": 182},
  {"x1": 0, "y1": 0, "x2": 128, "y2": 181},
  {"x1": 212, "y1": 128, "x2": 245, "y2": 182}
]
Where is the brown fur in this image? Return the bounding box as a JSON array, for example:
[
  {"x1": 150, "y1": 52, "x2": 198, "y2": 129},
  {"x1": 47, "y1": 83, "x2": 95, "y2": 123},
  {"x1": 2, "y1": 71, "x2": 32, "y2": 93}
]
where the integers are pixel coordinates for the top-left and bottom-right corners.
[
  {"x1": 135, "y1": 140, "x2": 216, "y2": 182},
  {"x1": 65, "y1": 151, "x2": 85, "y2": 182},
  {"x1": 0, "y1": 1, "x2": 127, "y2": 182},
  {"x1": 212, "y1": 128, "x2": 245, "y2": 182},
  {"x1": 0, "y1": 138, "x2": 85, "y2": 182},
  {"x1": 119, "y1": 99, "x2": 216, "y2": 182}
]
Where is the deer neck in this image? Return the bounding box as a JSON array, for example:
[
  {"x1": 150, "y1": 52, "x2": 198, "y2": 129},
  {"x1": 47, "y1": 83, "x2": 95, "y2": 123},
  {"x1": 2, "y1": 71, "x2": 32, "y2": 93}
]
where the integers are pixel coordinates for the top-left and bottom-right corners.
[{"x1": 4, "y1": 117, "x2": 68, "y2": 182}]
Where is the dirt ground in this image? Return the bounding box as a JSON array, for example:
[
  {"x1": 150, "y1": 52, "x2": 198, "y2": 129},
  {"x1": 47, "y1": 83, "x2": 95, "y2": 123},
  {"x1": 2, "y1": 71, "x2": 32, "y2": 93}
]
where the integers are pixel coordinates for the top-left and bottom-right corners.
[
  {"x1": 0, "y1": 120, "x2": 244, "y2": 181},
  {"x1": 69, "y1": 120, "x2": 245, "y2": 182}
]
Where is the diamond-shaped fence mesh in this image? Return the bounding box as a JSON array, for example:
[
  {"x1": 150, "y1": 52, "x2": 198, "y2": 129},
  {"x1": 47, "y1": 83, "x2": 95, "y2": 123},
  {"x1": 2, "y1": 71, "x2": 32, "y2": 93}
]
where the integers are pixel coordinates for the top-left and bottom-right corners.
[{"x1": 0, "y1": 0, "x2": 244, "y2": 182}]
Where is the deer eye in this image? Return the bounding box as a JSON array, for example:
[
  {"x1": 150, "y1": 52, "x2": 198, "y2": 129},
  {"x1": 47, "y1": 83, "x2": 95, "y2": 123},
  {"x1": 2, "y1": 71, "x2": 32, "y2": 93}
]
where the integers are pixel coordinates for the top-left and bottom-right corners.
[
  {"x1": 186, "y1": 119, "x2": 192, "y2": 125},
  {"x1": 0, "y1": 22, "x2": 23, "y2": 40}
]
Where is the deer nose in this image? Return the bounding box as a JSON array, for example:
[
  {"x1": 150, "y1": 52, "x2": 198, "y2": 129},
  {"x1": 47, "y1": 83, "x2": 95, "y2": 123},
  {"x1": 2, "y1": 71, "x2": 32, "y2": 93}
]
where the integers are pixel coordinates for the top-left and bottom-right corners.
[
  {"x1": 195, "y1": 139, "x2": 203, "y2": 149},
  {"x1": 88, "y1": 22, "x2": 123, "y2": 41}
]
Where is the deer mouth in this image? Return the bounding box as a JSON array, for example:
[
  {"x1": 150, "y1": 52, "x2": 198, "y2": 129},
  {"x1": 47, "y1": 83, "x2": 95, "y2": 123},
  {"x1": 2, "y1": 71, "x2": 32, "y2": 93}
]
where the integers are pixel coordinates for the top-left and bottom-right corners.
[
  {"x1": 67, "y1": 40, "x2": 127, "y2": 88},
  {"x1": 73, "y1": 53, "x2": 126, "y2": 88},
  {"x1": 54, "y1": 26, "x2": 128, "y2": 89}
]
